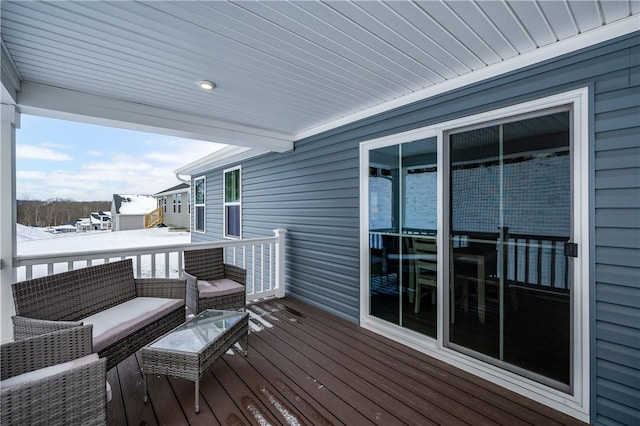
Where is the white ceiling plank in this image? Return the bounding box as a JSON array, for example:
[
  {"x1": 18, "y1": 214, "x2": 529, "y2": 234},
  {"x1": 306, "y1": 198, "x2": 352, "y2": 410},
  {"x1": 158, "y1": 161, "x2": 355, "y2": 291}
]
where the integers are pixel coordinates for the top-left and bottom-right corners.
[
  {"x1": 600, "y1": 1, "x2": 632, "y2": 23},
  {"x1": 396, "y1": 1, "x2": 487, "y2": 70},
  {"x1": 384, "y1": 1, "x2": 474, "y2": 75},
  {"x1": 95, "y1": 1, "x2": 375, "y2": 106},
  {"x1": 474, "y1": 1, "x2": 537, "y2": 53},
  {"x1": 567, "y1": 1, "x2": 605, "y2": 32},
  {"x1": 351, "y1": 1, "x2": 456, "y2": 79},
  {"x1": 315, "y1": 1, "x2": 442, "y2": 84},
  {"x1": 446, "y1": 1, "x2": 519, "y2": 59},
  {"x1": 538, "y1": 1, "x2": 580, "y2": 40},
  {"x1": 291, "y1": 1, "x2": 425, "y2": 89},
  {"x1": 264, "y1": 1, "x2": 414, "y2": 94},
  {"x1": 420, "y1": 1, "x2": 503, "y2": 66},
  {"x1": 315, "y1": 1, "x2": 445, "y2": 86},
  {"x1": 143, "y1": 1, "x2": 383, "y2": 102},
  {"x1": 507, "y1": 0, "x2": 558, "y2": 47}
]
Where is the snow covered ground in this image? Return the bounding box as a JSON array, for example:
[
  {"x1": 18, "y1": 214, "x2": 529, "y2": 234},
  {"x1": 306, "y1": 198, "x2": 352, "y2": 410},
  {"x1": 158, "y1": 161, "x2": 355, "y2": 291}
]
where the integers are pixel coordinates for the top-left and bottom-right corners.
[{"x1": 16, "y1": 224, "x2": 190, "y2": 280}]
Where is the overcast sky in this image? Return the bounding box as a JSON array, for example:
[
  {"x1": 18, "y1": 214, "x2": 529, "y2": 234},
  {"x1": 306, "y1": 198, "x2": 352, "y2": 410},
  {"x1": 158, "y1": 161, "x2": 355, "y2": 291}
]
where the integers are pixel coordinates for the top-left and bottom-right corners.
[{"x1": 16, "y1": 115, "x2": 224, "y2": 201}]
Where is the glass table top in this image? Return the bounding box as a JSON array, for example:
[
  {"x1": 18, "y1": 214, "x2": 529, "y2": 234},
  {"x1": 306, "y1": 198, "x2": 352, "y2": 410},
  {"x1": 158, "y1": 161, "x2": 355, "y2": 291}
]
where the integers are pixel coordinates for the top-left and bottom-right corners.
[{"x1": 149, "y1": 309, "x2": 245, "y2": 354}]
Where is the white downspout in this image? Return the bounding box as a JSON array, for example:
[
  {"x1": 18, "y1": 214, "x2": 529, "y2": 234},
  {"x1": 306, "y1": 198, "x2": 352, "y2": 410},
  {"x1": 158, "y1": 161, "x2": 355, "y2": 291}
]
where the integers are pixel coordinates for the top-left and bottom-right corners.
[
  {"x1": 0, "y1": 103, "x2": 19, "y2": 342},
  {"x1": 175, "y1": 172, "x2": 190, "y2": 183}
]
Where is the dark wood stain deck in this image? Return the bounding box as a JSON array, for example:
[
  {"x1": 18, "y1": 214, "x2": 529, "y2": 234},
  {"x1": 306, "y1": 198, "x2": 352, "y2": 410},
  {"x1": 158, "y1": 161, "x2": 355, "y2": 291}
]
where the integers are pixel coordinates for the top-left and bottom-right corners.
[{"x1": 107, "y1": 297, "x2": 585, "y2": 426}]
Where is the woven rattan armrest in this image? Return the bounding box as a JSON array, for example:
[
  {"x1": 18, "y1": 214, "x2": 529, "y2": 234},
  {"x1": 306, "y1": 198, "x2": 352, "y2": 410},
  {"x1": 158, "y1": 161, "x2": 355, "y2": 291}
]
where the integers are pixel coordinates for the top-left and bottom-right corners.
[
  {"x1": 1, "y1": 325, "x2": 94, "y2": 380},
  {"x1": 1, "y1": 325, "x2": 107, "y2": 426},
  {"x1": 183, "y1": 270, "x2": 198, "y2": 288},
  {"x1": 134, "y1": 278, "x2": 186, "y2": 299},
  {"x1": 224, "y1": 264, "x2": 247, "y2": 285},
  {"x1": 12, "y1": 316, "x2": 83, "y2": 341}
]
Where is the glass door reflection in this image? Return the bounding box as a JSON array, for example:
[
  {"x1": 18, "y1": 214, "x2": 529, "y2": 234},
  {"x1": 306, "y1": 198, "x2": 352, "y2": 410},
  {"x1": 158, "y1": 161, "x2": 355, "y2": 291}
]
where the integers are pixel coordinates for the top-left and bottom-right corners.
[
  {"x1": 369, "y1": 138, "x2": 437, "y2": 337},
  {"x1": 447, "y1": 110, "x2": 572, "y2": 390}
]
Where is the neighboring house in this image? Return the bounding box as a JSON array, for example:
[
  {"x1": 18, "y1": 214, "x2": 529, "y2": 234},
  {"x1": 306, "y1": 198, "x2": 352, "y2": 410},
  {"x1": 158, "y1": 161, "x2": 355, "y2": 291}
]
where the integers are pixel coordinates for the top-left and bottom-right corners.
[
  {"x1": 76, "y1": 211, "x2": 111, "y2": 232},
  {"x1": 47, "y1": 224, "x2": 76, "y2": 234},
  {"x1": 176, "y1": 34, "x2": 640, "y2": 425},
  {"x1": 110, "y1": 194, "x2": 157, "y2": 231},
  {"x1": 153, "y1": 183, "x2": 190, "y2": 230}
]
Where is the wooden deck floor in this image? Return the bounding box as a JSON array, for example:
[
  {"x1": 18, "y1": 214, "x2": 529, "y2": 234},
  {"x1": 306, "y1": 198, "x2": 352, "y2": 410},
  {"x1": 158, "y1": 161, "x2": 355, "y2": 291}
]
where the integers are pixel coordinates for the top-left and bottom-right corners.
[{"x1": 106, "y1": 297, "x2": 585, "y2": 426}]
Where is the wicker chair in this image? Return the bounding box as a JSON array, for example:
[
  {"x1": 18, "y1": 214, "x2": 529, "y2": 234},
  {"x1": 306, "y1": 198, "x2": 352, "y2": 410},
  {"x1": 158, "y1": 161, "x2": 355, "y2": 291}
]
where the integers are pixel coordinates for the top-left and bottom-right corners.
[
  {"x1": 183, "y1": 248, "x2": 246, "y2": 313},
  {"x1": 1, "y1": 325, "x2": 107, "y2": 426}
]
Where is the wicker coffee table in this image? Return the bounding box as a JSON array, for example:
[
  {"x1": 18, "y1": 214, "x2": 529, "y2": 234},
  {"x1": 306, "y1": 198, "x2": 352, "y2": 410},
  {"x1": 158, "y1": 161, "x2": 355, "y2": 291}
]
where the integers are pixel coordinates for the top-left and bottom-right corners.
[{"x1": 142, "y1": 309, "x2": 249, "y2": 413}]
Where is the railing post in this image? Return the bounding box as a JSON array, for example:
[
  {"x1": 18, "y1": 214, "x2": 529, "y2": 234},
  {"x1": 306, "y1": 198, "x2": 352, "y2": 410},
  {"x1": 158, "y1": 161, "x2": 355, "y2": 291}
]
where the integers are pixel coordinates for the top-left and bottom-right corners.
[
  {"x1": 1, "y1": 104, "x2": 18, "y2": 342},
  {"x1": 274, "y1": 229, "x2": 287, "y2": 298}
]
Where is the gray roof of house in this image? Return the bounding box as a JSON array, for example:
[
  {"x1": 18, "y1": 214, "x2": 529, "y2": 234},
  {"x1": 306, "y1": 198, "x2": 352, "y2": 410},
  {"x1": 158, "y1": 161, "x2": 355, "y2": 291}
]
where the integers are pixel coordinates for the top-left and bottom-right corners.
[{"x1": 154, "y1": 183, "x2": 190, "y2": 197}]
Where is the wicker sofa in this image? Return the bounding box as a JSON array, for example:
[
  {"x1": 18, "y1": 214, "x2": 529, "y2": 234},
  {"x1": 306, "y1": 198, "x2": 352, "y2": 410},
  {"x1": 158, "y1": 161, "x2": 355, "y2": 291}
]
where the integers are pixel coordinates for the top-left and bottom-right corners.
[
  {"x1": 1, "y1": 325, "x2": 107, "y2": 426},
  {"x1": 12, "y1": 259, "x2": 186, "y2": 370}
]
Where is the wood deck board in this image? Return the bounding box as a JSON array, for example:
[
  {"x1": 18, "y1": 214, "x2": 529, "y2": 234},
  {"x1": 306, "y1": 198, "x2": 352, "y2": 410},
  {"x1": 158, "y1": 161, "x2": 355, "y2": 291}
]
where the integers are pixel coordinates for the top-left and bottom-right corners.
[
  {"x1": 225, "y1": 337, "x2": 345, "y2": 426},
  {"x1": 282, "y1": 297, "x2": 582, "y2": 426},
  {"x1": 257, "y1": 303, "x2": 462, "y2": 425},
  {"x1": 198, "y1": 370, "x2": 246, "y2": 426},
  {"x1": 247, "y1": 325, "x2": 374, "y2": 426},
  {"x1": 263, "y1": 300, "x2": 496, "y2": 425},
  {"x1": 117, "y1": 351, "x2": 158, "y2": 425},
  {"x1": 143, "y1": 367, "x2": 188, "y2": 425},
  {"x1": 249, "y1": 317, "x2": 404, "y2": 425},
  {"x1": 106, "y1": 297, "x2": 586, "y2": 426}
]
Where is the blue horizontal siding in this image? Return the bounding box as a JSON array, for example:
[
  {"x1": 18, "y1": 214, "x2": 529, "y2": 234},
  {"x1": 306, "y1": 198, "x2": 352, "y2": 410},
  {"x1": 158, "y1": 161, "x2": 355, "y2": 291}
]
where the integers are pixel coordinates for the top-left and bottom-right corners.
[{"x1": 194, "y1": 32, "x2": 640, "y2": 424}]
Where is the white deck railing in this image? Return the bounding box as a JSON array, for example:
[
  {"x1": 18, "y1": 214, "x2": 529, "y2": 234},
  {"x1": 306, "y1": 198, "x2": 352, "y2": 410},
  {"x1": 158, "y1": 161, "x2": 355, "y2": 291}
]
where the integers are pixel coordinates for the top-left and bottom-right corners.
[{"x1": 14, "y1": 229, "x2": 287, "y2": 302}]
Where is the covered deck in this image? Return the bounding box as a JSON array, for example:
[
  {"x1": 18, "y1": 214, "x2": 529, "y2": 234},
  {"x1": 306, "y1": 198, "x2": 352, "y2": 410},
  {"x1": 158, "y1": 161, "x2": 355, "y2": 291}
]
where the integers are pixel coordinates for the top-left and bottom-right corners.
[{"x1": 107, "y1": 297, "x2": 584, "y2": 426}]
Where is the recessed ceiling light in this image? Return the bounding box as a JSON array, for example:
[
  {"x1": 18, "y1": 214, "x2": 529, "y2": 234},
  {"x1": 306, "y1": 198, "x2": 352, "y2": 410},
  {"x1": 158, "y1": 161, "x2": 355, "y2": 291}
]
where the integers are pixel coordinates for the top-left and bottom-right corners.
[{"x1": 197, "y1": 80, "x2": 216, "y2": 91}]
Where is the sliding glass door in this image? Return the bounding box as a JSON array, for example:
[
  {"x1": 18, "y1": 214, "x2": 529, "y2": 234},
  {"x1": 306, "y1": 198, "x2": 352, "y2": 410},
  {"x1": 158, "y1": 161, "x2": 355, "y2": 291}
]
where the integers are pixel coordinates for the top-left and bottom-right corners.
[
  {"x1": 446, "y1": 109, "x2": 573, "y2": 390},
  {"x1": 368, "y1": 138, "x2": 438, "y2": 337}
]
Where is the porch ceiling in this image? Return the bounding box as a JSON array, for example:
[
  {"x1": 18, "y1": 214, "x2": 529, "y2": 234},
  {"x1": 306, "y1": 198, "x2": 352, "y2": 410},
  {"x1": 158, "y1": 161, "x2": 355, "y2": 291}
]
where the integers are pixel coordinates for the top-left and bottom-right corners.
[{"x1": 1, "y1": 1, "x2": 638, "y2": 147}]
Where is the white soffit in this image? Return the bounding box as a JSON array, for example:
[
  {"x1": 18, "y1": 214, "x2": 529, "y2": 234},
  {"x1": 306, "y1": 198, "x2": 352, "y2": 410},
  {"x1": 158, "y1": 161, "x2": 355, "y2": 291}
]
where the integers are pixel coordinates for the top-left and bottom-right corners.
[
  {"x1": 296, "y1": 14, "x2": 640, "y2": 140},
  {"x1": 1, "y1": 1, "x2": 638, "y2": 145}
]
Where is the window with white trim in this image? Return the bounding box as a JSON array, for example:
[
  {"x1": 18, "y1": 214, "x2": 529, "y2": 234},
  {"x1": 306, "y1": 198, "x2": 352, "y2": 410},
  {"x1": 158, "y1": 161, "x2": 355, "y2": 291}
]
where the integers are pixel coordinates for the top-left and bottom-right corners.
[
  {"x1": 223, "y1": 166, "x2": 241, "y2": 238},
  {"x1": 177, "y1": 193, "x2": 182, "y2": 213},
  {"x1": 194, "y1": 176, "x2": 205, "y2": 233}
]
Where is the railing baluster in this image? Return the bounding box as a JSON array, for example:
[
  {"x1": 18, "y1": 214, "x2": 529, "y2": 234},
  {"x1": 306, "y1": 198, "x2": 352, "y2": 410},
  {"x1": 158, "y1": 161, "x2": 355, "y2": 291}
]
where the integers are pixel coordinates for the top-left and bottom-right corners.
[
  {"x1": 151, "y1": 254, "x2": 156, "y2": 278},
  {"x1": 26, "y1": 265, "x2": 33, "y2": 280},
  {"x1": 136, "y1": 255, "x2": 142, "y2": 278},
  {"x1": 164, "y1": 252, "x2": 170, "y2": 278},
  {"x1": 47, "y1": 263, "x2": 54, "y2": 275},
  {"x1": 68, "y1": 261, "x2": 73, "y2": 272},
  {"x1": 252, "y1": 244, "x2": 256, "y2": 293},
  {"x1": 260, "y1": 243, "x2": 265, "y2": 292},
  {"x1": 270, "y1": 242, "x2": 274, "y2": 291}
]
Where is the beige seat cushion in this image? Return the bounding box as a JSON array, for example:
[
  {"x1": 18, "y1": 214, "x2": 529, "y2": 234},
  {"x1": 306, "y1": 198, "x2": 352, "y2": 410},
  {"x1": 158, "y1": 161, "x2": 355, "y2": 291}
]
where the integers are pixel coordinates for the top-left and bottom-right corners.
[
  {"x1": 81, "y1": 297, "x2": 183, "y2": 352},
  {"x1": 198, "y1": 279, "x2": 244, "y2": 298},
  {"x1": 1, "y1": 353, "x2": 99, "y2": 390}
]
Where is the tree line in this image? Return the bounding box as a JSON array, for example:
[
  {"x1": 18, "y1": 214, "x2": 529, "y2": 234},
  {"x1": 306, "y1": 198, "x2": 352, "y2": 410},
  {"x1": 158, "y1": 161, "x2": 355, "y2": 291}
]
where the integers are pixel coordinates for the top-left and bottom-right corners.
[{"x1": 17, "y1": 199, "x2": 111, "y2": 227}]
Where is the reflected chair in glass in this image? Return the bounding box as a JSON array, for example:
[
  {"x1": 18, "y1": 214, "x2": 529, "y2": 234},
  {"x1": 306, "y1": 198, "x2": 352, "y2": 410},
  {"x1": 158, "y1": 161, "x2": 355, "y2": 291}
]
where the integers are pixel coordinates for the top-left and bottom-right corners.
[
  {"x1": 183, "y1": 248, "x2": 246, "y2": 314},
  {"x1": 412, "y1": 238, "x2": 438, "y2": 313}
]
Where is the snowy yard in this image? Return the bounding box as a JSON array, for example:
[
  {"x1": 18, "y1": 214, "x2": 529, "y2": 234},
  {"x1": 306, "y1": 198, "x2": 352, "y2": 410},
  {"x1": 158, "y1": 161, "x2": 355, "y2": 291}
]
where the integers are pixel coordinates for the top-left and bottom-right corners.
[{"x1": 17, "y1": 224, "x2": 191, "y2": 281}]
